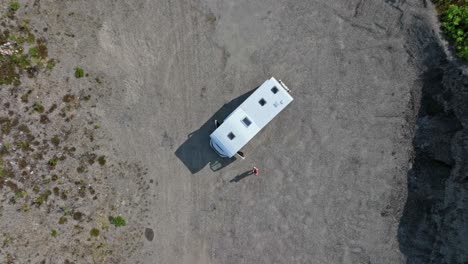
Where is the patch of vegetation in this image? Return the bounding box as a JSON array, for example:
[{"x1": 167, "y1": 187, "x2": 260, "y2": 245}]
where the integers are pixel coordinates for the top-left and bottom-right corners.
[
  {"x1": 90, "y1": 228, "x2": 100, "y2": 237},
  {"x1": 28, "y1": 46, "x2": 39, "y2": 58},
  {"x1": 97, "y1": 156, "x2": 106, "y2": 166},
  {"x1": 74, "y1": 67, "x2": 84, "y2": 78},
  {"x1": 3, "y1": 233, "x2": 14, "y2": 247},
  {"x1": 48, "y1": 157, "x2": 58, "y2": 167},
  {"x1": 85, "y1": 153, "x2": 97, "y2": 165},
  {"x1": 32, "y1": 185, "x2": 40, "y2": 193},
  {"x1": 40, "y1": 114, "x2": 50, "y2": 124},
  {"x1": 33, "y1": 190, "x2": 52, "y2": 207},
  {"x1": 76, "y1": 166, "x2": 85, "y2": 173},
  {"x1": 33, "y1": 102, "x2": 44, "y2": 113},
  {"x1": 36, "y1": 41, "x2": 48, "y2": 59},
  {"x1": 58, "y1": 216, "x2": 67, "y2": 224},
  {"x1": 18, "y1": 158, "x2": 27, "y2": 169},
  {"x1": 0, "y1": 21, "x2": 55, "y2": 85},
  {"x1": 9, "y1": 1, "x2": 20, "y2": 12},
  {"x1": 20, "y1": 203, "x2": 29, "y2": 212},
  {"x1": 8, "y1": 33, "x2": 35, "y2": 45},
  {"x1": 17, "y1": 124, "x2": 30, "y2": 133},
  {"x1": 48, "y1": 103, "x2": 57, "y2": 113},
  {"x1": 46, "y1": 59, "x2": 56, "y2": 70},
  {"x1": 16, "y1": 140, "x2": 30, "y2": 151},
  {"x1": 0, "y1": 55, "x2": 21, "y2": 85},
  {"x1": 53, "y1": 186, "x2": 60, "y2": 196},
  {"x1": 0, "y1": 117, "x2": 13, "y2": 135},
  {"x1": 433, "y1": 1, "x2": 468, "y2": 60},
  {"x1": 51, "y1": 229, "x2": 58, "y2": 237},
  {"x1": 206, "y1": 14, "x2": 217, "y2": 24},
  {"x1": 62, "y1": 94, "x2": 76, "y2": 103},
  {"x1": 109, "y1": 216, "x2": 126, "y2": 227},
  {"x1": 60, "y1": 190, "x2": 68, "y2": 200},
  {"x1": 13, "y1": 54, "x2": 32, "y2": 69},
  {"x1": 51, "y1": 135, "x2": 60, "y2": 146},
  {"x1": 15, "y1": 190, "x2": 27, "y2": 199},
  {"x1": 21, "y1": 91, "x2": 31, "y2": 103},
  {"x1": 32, "y1": 152, "x2": 43, "y2": 160},
  {"x1": 78, "y1": 185, "x2": 86, "y2": 197},
  {"x1": 0, "y1": 158, "x2": 5, "y2": 178},
  {"x1": 1, "y1": 142, "x2": 10, "y2": 153}
]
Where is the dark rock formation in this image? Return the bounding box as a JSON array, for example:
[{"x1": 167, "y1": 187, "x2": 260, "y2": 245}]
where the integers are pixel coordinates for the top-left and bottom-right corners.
[{"x1": 398, "y1": 28, "x2": 468, "y2": 263}]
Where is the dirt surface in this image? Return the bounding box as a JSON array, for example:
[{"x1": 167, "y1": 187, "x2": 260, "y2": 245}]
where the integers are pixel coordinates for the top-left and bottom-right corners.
[{"x1": 1, "y1": 0, "x2": 463, "y2": 263}]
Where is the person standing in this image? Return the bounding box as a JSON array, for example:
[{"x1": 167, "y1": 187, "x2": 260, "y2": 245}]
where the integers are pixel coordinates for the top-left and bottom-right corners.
[{"x1": 251, "y1": 167, "x2": 259, "y2": 175}]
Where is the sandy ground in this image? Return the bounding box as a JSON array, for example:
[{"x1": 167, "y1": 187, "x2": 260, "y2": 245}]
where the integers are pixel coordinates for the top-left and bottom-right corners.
[
  {"x1": 88, "y1": 0, "x2": 426, "y2": 263},
  {"x1": 1, "y1": 0, "x2": 448, "y2": 263}
]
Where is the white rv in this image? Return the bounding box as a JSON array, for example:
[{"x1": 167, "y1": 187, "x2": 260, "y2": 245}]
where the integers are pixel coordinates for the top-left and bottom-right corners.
[{"x1": 210, "y1": 77, "x2": 293, "y2": 158}]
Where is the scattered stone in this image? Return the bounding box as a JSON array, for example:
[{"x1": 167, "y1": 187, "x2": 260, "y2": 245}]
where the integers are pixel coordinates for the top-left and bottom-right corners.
[{"x1": 144, "y1": 228, "x2": 154, "y2": 241}]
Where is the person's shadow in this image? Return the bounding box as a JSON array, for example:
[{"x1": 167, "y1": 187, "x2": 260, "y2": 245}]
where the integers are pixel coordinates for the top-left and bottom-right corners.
[
  {"x1": 229, "y1": 170, "x2": 254, "y2": 183},
  {"x1": 175, "y1": 89, "x2": 255, "y2": 174}
]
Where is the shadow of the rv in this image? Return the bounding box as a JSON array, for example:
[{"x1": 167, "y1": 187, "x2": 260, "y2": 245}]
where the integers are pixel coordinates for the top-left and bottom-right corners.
[{"x1": 175, "y1": 89, "x2": 255, "y2": 174}]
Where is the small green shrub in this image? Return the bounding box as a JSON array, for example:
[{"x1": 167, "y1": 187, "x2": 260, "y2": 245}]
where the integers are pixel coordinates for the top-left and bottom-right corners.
[
  {"x1": 74, "y1": 67, "x2": 84, "y2": 78},
  {"x1": 15, "y1": 190, "x2": 27, "y2": 199},
  {"x1": 18, "y1": 124, "x2": 30, "y2": 134},
  {"x1": 90, "y1": 228, "x2": 100, "y2": 237},
  {"x1": 206, "y1": 14, "x2": 217, "y2": 24},
  {"x1": 13, "y1": 54, "x2": 32, "y2": 69},
  {"x1": 51, "y1": 229, "x2": 58, "y2": 237},
  {"x1": 20, "y1": 203, "x2": 29, "y2": 212},
  {"x1": 76, "y1": 166, "x2": 85, "y2": 173},
  {"x1": 9, "y1": 1, "x2": 20, "y2": 12},
  {"x1": 26, "y1": 33, "x2": 35, "y2": 43},
  {"x1": 28, "y1": 46, "x2": 40, "y2": 58},
  {"x1": 2, "y1": 142, "x2": 11, "y2": 151},
  {"x1": 97, "y1": 155, "x2": 106, "y2": 166},
  {"x1": 48, "y1": 157, "x2": 58, "y2": 167},
  {"x1": 17, "y1": 141, "x2": 30, "y2": 151},
  {"x1": 51, "y1": 135, "x2": 60, "y2": 146},
  {"x1": 21, "y1": 93, "x2": 29, "y2": 103},
  {"x1": 434, "y1": 1, "x2": 468, "y2": 60},
  {"x1": 46, "y1": 59, "x2": 56, "y2": 70},
  {"x1": 33, "y1": 190, "x2": 52, "y2": 206},
  {"x1": 0, "y1": 159, "x2": 5, "y2": 178},
  {"x1": 441, "y1": 4, "x2": 468, "y2": 59},
  {"x1": 33, "y1": 102, "x2": 44, "y2": 113},
  {"x1": 109, "y1": 216, "x2": 126, "y2": 227},
  {"x1": 58, "y1": 216, "x2": 67, "y2": 224}
]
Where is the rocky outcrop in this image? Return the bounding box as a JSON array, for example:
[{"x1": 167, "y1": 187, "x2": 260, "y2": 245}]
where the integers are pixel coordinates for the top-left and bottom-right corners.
[{"x1": 398, "y1": 43, "x2": 468, "y2": 263}]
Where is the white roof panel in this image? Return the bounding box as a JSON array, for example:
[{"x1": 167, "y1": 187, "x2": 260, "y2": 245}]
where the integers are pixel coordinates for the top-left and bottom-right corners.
[
  {"x1": 239, "y1": 78, "x2": 293, "y2": 128},
  {"x1": 210, "y1": 77, "x2": 293, "y2": 157},
  {"x1": 210, "y1": 109, "x2": 260, "y2": 157}
]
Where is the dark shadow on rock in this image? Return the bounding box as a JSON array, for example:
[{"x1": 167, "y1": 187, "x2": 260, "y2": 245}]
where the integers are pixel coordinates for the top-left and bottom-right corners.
[
  {"x1": 229, "y1": 170, "x2": 253, "y2": 183},
  {"x1": 398, "y1": 14, "x2": 468, "y2": 264},
  {"x1": 175, "y1": 89, "x2": 255, "y2": 174}
]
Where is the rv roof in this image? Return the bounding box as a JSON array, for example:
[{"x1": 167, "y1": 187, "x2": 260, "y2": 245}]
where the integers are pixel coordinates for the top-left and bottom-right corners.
[{"x1": 210, "y1": 77, "x2": 293, "y2": 157}]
